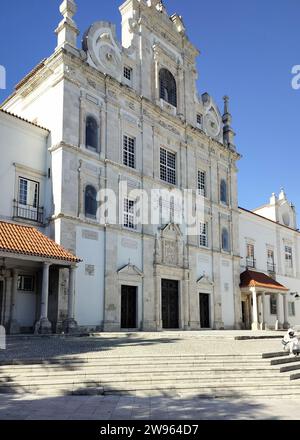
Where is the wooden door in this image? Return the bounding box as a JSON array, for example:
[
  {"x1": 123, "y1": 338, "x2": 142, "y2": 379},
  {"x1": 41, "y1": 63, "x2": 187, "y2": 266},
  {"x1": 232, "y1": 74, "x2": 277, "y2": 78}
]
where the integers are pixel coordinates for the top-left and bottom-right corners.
[
  {"x1": 200, "y1": 293, "x2": 210, "y2": 328},
  {"x1": 162, "y1": 279, "x2": 179, "y2": 329},
  {"x1": 121, "y1": 286, "x2": 137, "y2": 329}
]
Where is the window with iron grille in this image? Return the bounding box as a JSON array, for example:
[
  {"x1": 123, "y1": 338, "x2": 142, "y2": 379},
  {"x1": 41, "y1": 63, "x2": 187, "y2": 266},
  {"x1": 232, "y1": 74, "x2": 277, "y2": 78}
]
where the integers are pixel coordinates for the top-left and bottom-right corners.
[
  {"x1": 285, "y1": 246, "x2": 293, "y2": 268},
  {"x1": 123, "y1": 135, "x2": 136, "y2": 169},
  {"x1": 270, "y1": 295, "x2": 277, "y2": 315},
  {"x1": 197, "y1": 170, "x2": 206, "y2": 197},
  {"x1": 197, "y1": 114, "x2": 202, "y2": 127},
  {"x1": 288, "y1": 301, "x2": 296, "y2": 317},
  {"x1": 159, "y1": 68, "x2": 177, "y2": 107},
  {"x1": 199, "y1": 222, "x2": 208, "y2": 247},
  {"x1": 123, "y1": 198, "x2": 136, "y2": 230},
  {"x1": 124, "y1": 66, "x2": 132, "y2": 81},
  {"x1": 160, "y1": 148, "x2": 176, "y2": 185}
]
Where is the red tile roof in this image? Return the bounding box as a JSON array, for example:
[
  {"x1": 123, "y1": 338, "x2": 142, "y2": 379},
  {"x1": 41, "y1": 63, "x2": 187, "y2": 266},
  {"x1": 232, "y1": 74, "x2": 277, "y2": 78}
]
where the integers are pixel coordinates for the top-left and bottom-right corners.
[
  {"x1": 240, "y1": 270, "x2": 288, "y2": 292},
  {"x1": 0, "y1": 221, "x2": 80, "y2": 263}
]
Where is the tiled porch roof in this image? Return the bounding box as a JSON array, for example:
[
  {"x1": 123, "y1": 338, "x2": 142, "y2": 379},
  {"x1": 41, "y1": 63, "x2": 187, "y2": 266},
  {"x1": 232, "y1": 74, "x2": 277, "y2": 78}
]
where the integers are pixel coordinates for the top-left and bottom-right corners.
[
  {"x1": 240, "y1": 269, "x2": 288, "y2": 292},
  {"x1": 0, "y1": 221, "x2": 80, "y2": 263}
]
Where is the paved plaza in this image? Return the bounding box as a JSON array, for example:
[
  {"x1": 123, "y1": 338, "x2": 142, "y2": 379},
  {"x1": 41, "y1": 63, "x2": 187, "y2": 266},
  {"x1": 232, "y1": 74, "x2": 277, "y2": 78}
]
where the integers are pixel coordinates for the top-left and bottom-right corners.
[{"x1": 1, "y1": 393, "x2": 300, "y2": 420}]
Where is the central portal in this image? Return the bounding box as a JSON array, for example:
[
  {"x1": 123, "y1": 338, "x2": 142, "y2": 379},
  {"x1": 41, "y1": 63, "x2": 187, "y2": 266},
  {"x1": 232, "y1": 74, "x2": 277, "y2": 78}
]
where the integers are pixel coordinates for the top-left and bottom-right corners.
[{"x1": 161, "y1": 279, "x2": 179, "y2": 329}]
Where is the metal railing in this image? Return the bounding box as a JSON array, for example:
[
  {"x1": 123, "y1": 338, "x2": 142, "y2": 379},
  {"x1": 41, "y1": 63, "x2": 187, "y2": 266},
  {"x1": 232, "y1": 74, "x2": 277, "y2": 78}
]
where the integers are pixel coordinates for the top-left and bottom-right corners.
[
  {"x1": 246, "y1": 257, "x2": 256, "y2": 269},
  {"x1": 13, "y1": 201, "x2": 44, "y2": 224},
  {"x1": 267, "y1": 262, "x2": 276, "y2": 274}
]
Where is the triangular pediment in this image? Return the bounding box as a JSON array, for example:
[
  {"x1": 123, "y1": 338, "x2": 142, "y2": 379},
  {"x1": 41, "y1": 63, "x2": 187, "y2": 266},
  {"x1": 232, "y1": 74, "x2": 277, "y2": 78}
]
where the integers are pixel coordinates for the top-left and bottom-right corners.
[
  {"x1": 197, "y1": 275, "x2": 214, "y2": 287},
  {"x1": 117, "y1": 263, "x2": 144, "y2": 278}
]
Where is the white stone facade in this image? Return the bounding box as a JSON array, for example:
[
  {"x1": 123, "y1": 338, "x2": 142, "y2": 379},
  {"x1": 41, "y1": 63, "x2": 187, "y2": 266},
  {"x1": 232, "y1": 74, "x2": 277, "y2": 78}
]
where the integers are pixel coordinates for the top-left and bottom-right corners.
[{"x1": 0, "y1": 0, "x2": 299, "y2": 333}]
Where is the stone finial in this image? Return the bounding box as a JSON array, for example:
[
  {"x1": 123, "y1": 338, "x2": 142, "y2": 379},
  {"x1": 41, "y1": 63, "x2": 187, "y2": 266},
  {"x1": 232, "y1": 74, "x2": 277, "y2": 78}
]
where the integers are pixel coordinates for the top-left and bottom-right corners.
[
  {"x1": 270, "y1": 192, "x2": 277, "y2": 205},
  {"x1": 279, "y1": 187, "x2": 287, "y2": 201},
  {"x1": 55, "y1": 0, "x2": 79, "y2": 52},
  {"x1": 222, "y1": 95, "x2": 236, "y2": 150}
]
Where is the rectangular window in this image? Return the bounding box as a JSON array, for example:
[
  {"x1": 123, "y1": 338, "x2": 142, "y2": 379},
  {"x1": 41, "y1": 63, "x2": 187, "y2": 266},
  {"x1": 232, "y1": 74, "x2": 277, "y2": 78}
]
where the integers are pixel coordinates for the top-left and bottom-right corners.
[
  {"x1": 288, "y1": 301, "x2": 296, "y2": 317},
  {"x1": 196, "y1": 114, "x2": 202, "y2": 127},
  {"x1": 267, "y1": 249, "x2": 275, "y2": 272},
  {"x1": 123, "y1": 198, "x2": 136, "y2": 230},
  {"x1": 270, "y1": 295, "x2": 277, "y2": 315},
  {"x1": 285, "y1": 246, "x2": 293, "y2": 268},
  {"x1": 197, "y1": 170, "x2": 206, "y2": 197},
  {"x1": 19, "y1": 178, "x2": 39, "y2": 208},
  {"x1": 17, "y1": 275, "x2": 34, "y2": 292},
  {"x1": 123, "y1": 135, "x2": 136, "y2": 169},
  {"x1": 160, "y1": 148, "x2": 176, "y2": 185},
  {"x1": 199, "y1": 222, "x2": 208, "y2": 247},
  {"x1": 124, "y1": 66, "x2": 132, "y2": 81},
  {"x1": 246, "y1": 243, "x2": 255, "y2": 268}
]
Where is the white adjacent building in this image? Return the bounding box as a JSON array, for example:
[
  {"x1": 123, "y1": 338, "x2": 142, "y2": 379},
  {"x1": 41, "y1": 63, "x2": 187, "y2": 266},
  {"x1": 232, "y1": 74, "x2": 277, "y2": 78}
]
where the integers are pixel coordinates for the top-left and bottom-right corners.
[{"x1": 0, "y1": 0, "x2": 299, "y2": 334}]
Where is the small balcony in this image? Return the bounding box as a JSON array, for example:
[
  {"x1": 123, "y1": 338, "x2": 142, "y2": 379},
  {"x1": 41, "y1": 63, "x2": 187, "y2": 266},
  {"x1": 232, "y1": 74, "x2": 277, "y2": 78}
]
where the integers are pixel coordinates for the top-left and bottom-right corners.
[
  {"x1": 246, "y1": 257, "x2": 256, "y2": 269},
  {"x1": 13, "y1": 201, "x2": 44, "y2": 224},
  {"x1": 267, "y1": 262, "x2": 276, "y2": 274}
]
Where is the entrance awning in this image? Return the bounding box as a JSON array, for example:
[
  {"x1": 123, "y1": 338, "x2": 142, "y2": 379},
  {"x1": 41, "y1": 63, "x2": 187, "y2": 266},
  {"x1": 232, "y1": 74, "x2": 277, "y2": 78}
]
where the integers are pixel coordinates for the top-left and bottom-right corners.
[
  {"x1": 240, "y1": 269, "x2": 288, "y2": 292},
  {"x1": 0, "y1": 221, "x2": 80, "y2": 264}
]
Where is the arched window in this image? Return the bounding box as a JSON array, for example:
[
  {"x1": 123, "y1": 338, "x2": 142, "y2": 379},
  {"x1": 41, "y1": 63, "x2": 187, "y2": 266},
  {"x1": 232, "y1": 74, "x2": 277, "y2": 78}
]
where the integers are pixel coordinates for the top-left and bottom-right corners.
[
  {"x1": 85, "y1": 116, "x2": 99, "y2": 151},
  {"x1": 159, "y1": 68, "x2": 177, "y2": 107},
  {"x1": 222, "y1": 228, "x2": 230, "y2": 251},
  {"x1": 85, "y1": 185, "x2": 97, "y2": 218},
  {"x1": 220, "y1": 179, "x2": 227, "y2": 204}
]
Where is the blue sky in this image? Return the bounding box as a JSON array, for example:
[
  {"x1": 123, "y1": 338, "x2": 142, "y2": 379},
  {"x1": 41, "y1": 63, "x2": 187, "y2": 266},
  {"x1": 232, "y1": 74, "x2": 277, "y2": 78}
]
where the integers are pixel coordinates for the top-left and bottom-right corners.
[{"x1": 0, "y1": 0, "x2": 299, "y2": 214}]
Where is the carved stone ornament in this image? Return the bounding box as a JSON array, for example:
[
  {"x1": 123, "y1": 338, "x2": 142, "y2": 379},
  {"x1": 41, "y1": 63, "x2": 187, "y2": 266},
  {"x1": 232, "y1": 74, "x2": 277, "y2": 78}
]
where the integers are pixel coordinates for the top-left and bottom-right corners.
[
  {"x1": 201, "y1": 93, "x2": 223, "y2": 142},
  {"x1": 82, "y1": 21, "x2": 122, "y2": 81}
]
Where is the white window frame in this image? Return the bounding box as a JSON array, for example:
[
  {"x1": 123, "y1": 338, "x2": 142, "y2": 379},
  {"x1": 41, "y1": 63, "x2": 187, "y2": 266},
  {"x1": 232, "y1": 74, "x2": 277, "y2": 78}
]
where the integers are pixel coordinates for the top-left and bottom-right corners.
[
  {"x1": 160, "y1": 147, "x2": 176, "y2": 185},
  {"x1": 199, "y1": 222, "x2": 208, "y2": 248},
  {"x1": 18, "y1": 177, "x2": 39, "y2": 208},
  {"x1": 285, "y1": 246, "x2": 293, "y2": 268},
  {"x1": 123, "y1": 198, "x2": 137, "y2": 230},
  {"x1": 17, "y1": 275, "x2": 35, "y2": 292},
  {"x1": 123, "y1": 66, "x2": 132, "y2": 83},
  {"x1": 123, "y1": 135, "x2": 136, "y2": 169},
  {"x1": 196, "y1": 114, "x2": 203, "y2": 128},
  {"x1": 197, "y1": 170, "x2": 206, "y2": 197}
]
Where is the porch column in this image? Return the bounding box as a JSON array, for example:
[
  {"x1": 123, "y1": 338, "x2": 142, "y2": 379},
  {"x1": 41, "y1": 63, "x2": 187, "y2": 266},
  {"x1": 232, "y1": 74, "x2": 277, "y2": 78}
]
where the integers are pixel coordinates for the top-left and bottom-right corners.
[
  {"x1": 261, "y1": 292, "x2": 267, "y2": 330},
  {"x1": 9, "y1": 269, "x2": 20, "y2": 334},
  {"x1": 275, "y1": 295, "x2": 283, "y2": 330},
  {"x1": 35, "y1": 262, "x2": 52, "y2": 334},
  {"x1": 63, "y1": 265, "x2": 78, "y2": 333},
  {"x1": 250, "y1": 287, "x2": 259, "y2": 330},
  {"x1": 282, "y1": 293, "x2": 289, "y2": 329}
]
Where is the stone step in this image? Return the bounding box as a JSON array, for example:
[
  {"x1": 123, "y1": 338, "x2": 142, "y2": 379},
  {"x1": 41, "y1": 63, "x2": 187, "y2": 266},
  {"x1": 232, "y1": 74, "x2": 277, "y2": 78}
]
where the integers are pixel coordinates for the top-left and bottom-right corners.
[
  {"x1": 262, "y1": 351, "x2": 288, "y2": 359},
  {"x1": 0, "y1": 376, "x2": 293, "y2": 393},
  {"x1": 0, "y1": 372, "x2": 290, "y2": 386},
  {"x1": 0, "y1": 353, "x2": 265, "y2": 367},
  {"x1": 0, "y1": 367, "x2": 283, "y2": 379},
  {"x1": 270, "y1": 356, "x2": 300, "y2": 366},
  {"x1": 280, "y1": 363, "x2": 300, "y2": 373},
  {"x1": 0, "y1": 358, "x2": 270, "y2": 370}
]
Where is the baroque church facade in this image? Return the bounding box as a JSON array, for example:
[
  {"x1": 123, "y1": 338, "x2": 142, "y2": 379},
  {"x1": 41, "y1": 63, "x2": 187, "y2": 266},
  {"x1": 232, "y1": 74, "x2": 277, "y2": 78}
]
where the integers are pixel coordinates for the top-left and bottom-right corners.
[{"x1": 0, "y1": 0, "x2": 299, "y2": 333}]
